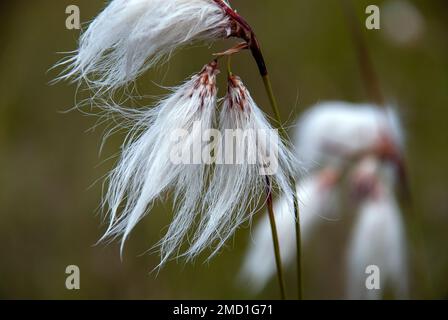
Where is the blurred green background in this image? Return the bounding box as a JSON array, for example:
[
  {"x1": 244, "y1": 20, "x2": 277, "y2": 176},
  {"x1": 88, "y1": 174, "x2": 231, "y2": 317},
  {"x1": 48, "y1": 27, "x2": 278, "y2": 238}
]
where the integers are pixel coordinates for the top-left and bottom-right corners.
[{"x1": 0, "y1": 0, "x2": 446, "y2": 299}]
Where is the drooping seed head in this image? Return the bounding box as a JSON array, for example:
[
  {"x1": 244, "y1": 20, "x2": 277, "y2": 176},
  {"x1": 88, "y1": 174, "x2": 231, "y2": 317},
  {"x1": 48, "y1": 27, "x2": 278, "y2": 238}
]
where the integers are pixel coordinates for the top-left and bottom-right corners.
[
  {"x1": 101, "y1": 61, "x2": 220, "y2": 262},
  {"x1": 55, "y1": 0, "x2": 231, "y2": 93},
  {"x1": 184, "y1": 74, "x2": 299, "y2": 260}
]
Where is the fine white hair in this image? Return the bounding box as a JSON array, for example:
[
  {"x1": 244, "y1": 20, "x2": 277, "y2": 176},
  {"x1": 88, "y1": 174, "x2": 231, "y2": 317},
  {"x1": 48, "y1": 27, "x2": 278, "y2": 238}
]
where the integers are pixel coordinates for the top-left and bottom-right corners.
[
  {"x1": 346, "y1": 157, "x2": 408, "y2": 299},
  {"x1": 239, "y1": 171, "x2": 340, "y2": 292},
  {"x1": 101, "y1": 61, "x2": 219, "y2": 265},
  {"x1": 184, "y1": 75, "x2": 298, "y2": 260},
  {"x1": 294, "y1": 101, "x2": 404, "y2": 169},
  {"x1": 55, "y1": 0, "x2": 231, "y2": 93}
]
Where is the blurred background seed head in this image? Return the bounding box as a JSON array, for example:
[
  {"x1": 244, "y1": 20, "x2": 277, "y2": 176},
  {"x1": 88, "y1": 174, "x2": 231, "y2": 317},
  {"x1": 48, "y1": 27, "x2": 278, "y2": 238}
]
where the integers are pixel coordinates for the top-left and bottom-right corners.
[{"x1": 0, "y1": 0, "x2": 447, "y2": 299}]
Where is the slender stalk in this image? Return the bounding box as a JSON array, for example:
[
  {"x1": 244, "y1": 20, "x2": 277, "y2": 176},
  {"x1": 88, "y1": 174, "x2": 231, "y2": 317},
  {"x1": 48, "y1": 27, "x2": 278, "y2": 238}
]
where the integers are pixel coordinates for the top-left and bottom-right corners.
[
  {"x1": 265, "y1": 177, "x2": 286, "y2": 300},
  {"x1": 340, "y1": 0, "x2": 384, "y2": 106},
  {"x1": 262, "y1": 75, "x2": 283, "y2": 131},
  {"x1": 227, "y1": 55, "x2": 233, "y2": 76},
  {"x1": 293, "y1": 191, "x2": 303, "y2": 299},
  {"x1": 248, "y1": 16, "x2": 304, "y2": 302},
  {"x1": 262, "y1": 72, "x2": 304, "y2": 301},
  {"x1": 262, "y1": 74, "x2": 303, "y2": 300}
]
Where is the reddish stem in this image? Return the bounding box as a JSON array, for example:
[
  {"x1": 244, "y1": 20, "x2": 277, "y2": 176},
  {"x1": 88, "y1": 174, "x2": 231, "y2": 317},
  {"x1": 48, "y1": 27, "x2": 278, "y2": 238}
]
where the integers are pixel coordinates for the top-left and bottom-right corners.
[{"x1": 213, "y1": 0, "x2": 268, "y2": 76}]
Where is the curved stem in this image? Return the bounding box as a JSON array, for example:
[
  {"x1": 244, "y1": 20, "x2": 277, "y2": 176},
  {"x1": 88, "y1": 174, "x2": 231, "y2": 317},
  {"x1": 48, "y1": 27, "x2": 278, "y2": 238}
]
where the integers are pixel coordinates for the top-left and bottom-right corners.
[{"x1": 266, "y1": 178, "x2": 286, "y2": 300}]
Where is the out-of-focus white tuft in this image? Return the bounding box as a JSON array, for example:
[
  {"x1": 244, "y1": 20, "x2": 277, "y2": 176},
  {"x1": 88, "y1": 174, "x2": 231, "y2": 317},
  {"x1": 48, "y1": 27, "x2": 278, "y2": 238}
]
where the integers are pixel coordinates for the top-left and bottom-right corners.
[
  {"x1": 294, "y1": 101, "x2": 404, "y2": 169},
  {"x1": 54, "y1": 0, "x2": 231, "y2": 93},
  {"x1": 240, "y1": 101, "x2": 408, "y2": 295},
  {"x1": 184, "y1": 75, "x2": 298, "y2": 260},
  {"x1": 239, "y1": 170, "x2": 340, "y2": 292},
  {"x1": 346, "y1": 156, "x2": 408, "y2": 299},
  {"x1": 101, "y1": 61, "x2": 219, "y2": 265}
]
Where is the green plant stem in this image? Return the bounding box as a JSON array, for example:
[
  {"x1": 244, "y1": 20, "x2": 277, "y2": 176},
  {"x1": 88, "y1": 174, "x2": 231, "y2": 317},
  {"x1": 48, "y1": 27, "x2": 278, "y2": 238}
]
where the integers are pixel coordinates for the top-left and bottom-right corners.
[
  {"x1": 262, "y1": 74, "x2": 303, "y2": 300},
  {"x1": 266, "y1": 178, "x2": 286, "y2": 300},
  {"x1": 262, "y1": 76, "x2": 284, "y2": 134},
  {"x1": 227, "y1": 55, "x2": 233, "y2": 76},
  {"x1": 293, "y1": 192, "x2": 303, "y2": 300}
]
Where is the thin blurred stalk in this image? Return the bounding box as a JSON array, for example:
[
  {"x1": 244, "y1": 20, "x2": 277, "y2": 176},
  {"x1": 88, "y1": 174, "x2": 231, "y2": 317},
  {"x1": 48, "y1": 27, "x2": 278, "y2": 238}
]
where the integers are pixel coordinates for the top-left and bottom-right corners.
[{"x1": 340, "y1": 0, "x2": 385, "y2": 106}]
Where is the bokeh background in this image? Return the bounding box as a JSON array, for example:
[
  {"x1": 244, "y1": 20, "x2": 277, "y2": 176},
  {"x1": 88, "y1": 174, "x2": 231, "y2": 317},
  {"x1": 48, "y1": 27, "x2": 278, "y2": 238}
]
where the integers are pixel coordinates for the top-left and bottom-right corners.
[{"x1": 0, "y1": 0, "x2": 446, "y2": 299}]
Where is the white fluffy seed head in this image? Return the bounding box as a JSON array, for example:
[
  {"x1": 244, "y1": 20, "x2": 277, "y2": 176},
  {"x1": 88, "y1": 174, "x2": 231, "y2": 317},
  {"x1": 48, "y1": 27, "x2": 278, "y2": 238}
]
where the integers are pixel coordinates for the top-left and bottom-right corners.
[
  {"x1": 184, "y1": 75, "x2": 299, "y2": 261},
  {"x1": 101, "y1": 61, "x2": 220, "y2": 262},
  {"x1": 346, "y1": 157, "x2": 408, "y2": 299},
  {"x1": 294, "y1": 101, "x2": 404, "y2": 170},
  {"x1": 239, "y1": 101, "x2": 408, "y2": 293},
  {"x1": 55, "y1": 0, "x2": 231, "y2": 93}
]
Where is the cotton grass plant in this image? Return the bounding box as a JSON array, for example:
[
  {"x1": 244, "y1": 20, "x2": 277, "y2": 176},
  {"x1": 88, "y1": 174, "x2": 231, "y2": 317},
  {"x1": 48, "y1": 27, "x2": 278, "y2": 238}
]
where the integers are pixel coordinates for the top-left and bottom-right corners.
[
  {"x1": 240, "y1": 0, "x2": 412, "y2": 298},
  {"x1": 56, "y1": 0, "x2": 302, "y2": 299},
  {"x1": 240, "y1": 101, "x2": 410, "y2": 298}
]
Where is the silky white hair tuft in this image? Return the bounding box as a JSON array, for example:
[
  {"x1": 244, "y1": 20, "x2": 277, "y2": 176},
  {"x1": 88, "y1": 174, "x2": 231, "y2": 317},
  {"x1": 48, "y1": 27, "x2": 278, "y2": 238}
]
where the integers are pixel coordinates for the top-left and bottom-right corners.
[
  {"x1": 55, "y1": 0, "x2": 231, "y2": 93},
  {"x1": 101, "y1": 61, "x2": 219, "y2": 265},
  {"x1": 184, "y1": 75, "x2": 299, "y2": 260}
]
